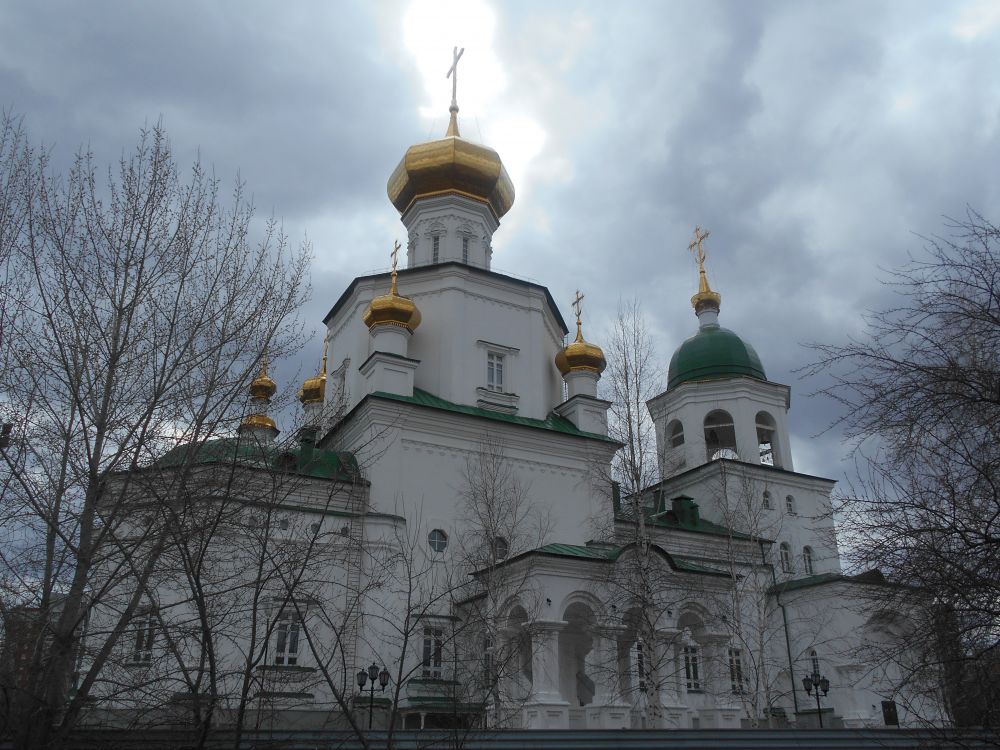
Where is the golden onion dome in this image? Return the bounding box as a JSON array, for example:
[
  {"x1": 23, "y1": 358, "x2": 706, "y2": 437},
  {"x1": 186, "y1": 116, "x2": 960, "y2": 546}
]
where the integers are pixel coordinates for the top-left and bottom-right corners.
[
  {"x1": 249, "y1": 362, "x2": 277, "y2": 401},
  {"x1": 362, "y1": 272, "x2": 422, "y2": 333},
  {"x1": 555, "y1": 320, "x2": 607, "y2": 376},
  {"x1": 241, "y1": 413, "x2": 277, "y2": 431},
  {"x1": 386, "y1": 106, "x2": 515, "y2": 220},
  {"x1": 298, "y1": 346, "x2": 327, "y2": 405}
]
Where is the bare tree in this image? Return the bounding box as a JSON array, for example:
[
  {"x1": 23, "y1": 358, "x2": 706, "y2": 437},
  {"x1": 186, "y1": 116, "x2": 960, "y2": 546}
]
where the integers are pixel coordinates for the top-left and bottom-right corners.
[
  {"x1": 0, "y1": 118, "x2": 310, "y2": 749},
  {"x1": 806, "y1": 209, "x2": 1000, "y2": 727}
]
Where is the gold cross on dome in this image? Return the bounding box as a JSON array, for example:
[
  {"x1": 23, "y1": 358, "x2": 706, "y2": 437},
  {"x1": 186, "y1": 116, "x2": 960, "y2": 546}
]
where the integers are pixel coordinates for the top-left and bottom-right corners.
[
  {"x1": 390, "y1": 239, "x2": 401, "y2": 273},
  {"x1": 447, "y1": 46, "x2": 465, "y2": 109},
  {"x1": 572, "y1": 290, "x2": 585, "y2": 323},
  {"x1": 688, "y1": 226, "x2": 711, "y2": 271}
]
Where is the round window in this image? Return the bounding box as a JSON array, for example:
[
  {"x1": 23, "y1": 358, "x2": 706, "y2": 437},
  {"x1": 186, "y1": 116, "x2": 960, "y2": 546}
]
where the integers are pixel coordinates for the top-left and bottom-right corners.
[{"x1": 428, "y1": 528, "x2": 448, "y2": 553}]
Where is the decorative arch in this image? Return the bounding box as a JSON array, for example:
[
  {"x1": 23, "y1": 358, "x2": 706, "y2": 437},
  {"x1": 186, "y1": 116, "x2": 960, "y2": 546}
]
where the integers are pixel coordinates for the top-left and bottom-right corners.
[
  {"x1": 557, "y1": 590, "x2": 606, "y2": 623},
  {"x1": 704, "y1": 409, "x2": 738, "y2": 460}
]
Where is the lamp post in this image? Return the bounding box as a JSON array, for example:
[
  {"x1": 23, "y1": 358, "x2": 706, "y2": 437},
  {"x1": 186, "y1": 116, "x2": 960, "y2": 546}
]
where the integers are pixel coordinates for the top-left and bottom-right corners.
[
  {"x1": 356, "y1": 661, "x2": 391, "y2": 729},
  {"x1": 801, "y1": 671, "x2": 831, "y2": 728}
]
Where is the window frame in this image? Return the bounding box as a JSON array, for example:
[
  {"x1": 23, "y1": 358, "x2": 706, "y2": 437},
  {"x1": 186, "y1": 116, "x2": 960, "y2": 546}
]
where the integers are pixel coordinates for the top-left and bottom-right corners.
[
  {"x1": 272, "y1": 610, "x2": 302, "y2": 667},
  {"x1": 486, "y1": 351, "x2": 505, "y2": 393},
  {"x1": 785, "y1": 495, "x2": 797, "y2": 515},
  {"x1": 428, "y1": 528, "x2": 448, "y2": 554},
  {"x1": 422, "y1": 626, "x2": 445, "y2": 679},
  {"x1": 728, "y1": 647, "x2": 745, "y2": 693},
  {"x1": 803, "y1": 545, "x2": 814, "y2": 575},
  {"x1": 432, "y1": 234, "x2": 440, "y2": 263},
  {"x1": 683, "y1": 645, "x2": 701, "y2": 692},
  {"x1": 131, "y1": 610, "x2": 157, "y2": 664},
  {"x1": 779, "y1": 542, "x2": 793, "y2": 573}
]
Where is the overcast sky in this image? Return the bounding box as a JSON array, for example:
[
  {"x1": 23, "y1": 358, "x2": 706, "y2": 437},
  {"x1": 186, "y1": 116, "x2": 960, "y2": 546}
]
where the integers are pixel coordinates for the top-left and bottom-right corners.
[{"x1": 2, "y1": 0, "x2": 999, "y2": 481}]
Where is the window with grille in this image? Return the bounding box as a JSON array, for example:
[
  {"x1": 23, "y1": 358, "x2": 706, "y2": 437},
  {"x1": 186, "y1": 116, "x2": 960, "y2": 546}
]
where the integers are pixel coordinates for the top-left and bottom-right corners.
[
  {"x1": 729, "y1": 648, "x2": 744, "y2": 693},
  {"x1": 462, "y1": 236, "x2": 469, "y2": 263},
  {"x1": 432, "y1": 235, "x2": 440, "y2": 263},
  {"x1": 273, "y1": 612, "x2": 301, "y2": 666},
  {"x1": 422, "y1": 627, "x2": 444, "y2": 678},
  {"x1": 636, "y1": 641, "x2": 647, "y2": 692},
  {"x1": 683, "y1": 646, "x2": 701, "y2": 691},
  {"x1": 131, "y1": 611, "x2": 157, "y2": 664},
  {"x1": 486, "y1": 352, "x2": 504, "y2": 392}
]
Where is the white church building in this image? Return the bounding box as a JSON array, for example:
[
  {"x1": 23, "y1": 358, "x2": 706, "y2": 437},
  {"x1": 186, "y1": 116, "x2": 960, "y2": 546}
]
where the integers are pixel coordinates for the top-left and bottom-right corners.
[{"x1": 89, "y1": 78, "x2": 946, "y2": 734}]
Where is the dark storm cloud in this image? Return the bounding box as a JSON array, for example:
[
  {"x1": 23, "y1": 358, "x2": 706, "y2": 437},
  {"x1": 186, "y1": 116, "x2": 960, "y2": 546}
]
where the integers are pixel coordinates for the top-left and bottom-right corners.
[{"x1": 3, "y1": 0, "x2": 998, "y2": 483}]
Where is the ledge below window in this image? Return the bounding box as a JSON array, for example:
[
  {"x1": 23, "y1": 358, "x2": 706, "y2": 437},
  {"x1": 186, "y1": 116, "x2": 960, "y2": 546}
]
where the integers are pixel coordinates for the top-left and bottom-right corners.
[{"x1": 476, "y1": 387, "x2": 518, "y2": 414}]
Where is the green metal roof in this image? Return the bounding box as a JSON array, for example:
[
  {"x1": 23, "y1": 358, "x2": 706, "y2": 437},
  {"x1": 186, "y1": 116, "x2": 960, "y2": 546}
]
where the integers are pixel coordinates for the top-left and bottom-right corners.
[
  {"x1": 371, "y1": 388, "x2": 617, "y2": 442},
  {"x1": 156, "y1": 437, "x2": 360, "y2": 481},
  {"x1": 667, "y1": 324, "x2": 766, "y2": 390},
  {"x1": 645, "y1": 510, "x2": 756, "y2": 540}
]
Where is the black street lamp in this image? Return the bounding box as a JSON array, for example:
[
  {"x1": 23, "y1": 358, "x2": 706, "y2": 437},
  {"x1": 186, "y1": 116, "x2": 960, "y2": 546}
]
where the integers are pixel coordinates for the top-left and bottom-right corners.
[
  {"x1": 357, "y1": 661, "x2": 391, "y2": 729},
  {"x1": 802, "y1": 671, "x2": 831, "y2": 728}
]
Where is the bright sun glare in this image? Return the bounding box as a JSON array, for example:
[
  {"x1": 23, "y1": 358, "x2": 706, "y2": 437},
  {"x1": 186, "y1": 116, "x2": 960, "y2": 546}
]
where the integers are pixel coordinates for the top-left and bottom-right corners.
[{"x1": 402, "y1": 0, "x2": 545, "y2": 192}]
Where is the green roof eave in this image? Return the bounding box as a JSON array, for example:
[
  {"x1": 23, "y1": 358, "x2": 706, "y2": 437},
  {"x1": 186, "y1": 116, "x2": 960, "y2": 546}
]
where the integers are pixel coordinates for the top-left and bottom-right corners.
[
  {"x1": 367, "y1": 388, "x2": 618, "y2": 443},
  {"x1": 478, "y1": 541, "x2": 731, "y2": 578},
  {"x1": 152, "y1": 437, "x2": 362, "y2": 482}
]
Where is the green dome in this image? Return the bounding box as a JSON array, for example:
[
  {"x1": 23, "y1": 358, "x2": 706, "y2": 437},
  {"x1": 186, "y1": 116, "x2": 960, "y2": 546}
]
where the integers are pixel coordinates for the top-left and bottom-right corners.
[{"x1": 667, "y1": 325, "x2": 766, "y2": 390}]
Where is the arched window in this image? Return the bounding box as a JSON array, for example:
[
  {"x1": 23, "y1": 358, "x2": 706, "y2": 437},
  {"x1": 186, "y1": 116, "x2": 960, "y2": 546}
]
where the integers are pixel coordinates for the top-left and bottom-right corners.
[
  {"x1": 803, "y1": 546, "x2": 814, "y2": 575},
  {"x1": 704, "y1": 410, "x2": 738, "y2": 461},
  {"x1": 785, "y1": 495, "x2": 796, "y2": 515},
  {"x1": 779, "y1": 542, "x2": 792, "y2": 573},
  {"x1": 756, "y1": 411, "x2": 779, "y2": 466},
  {"x1": 762, "y1": 491, "x2": 772, "y2": 509},
  {"x1": 666, "y1": 419, "x2": 686, "y2": 471},
  {"x1": 668, "y1": 420, "x2": 685, "y2": 448}
]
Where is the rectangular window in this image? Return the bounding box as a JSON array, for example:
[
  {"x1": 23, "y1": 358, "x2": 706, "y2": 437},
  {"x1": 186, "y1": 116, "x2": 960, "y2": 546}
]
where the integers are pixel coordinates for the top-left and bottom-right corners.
[
  {"x1": 683, "y1": 646, "x2": 701, "y2": 691},
  {"x1": 273, "y1": 613, "x2": 301, "y2": 666},
  {"x1": 636, "y1": 642, "x2": 646, "y2": 692},
  {"x1": 462, "y1": 236, "x2": 469, "y2": 263},
  {"x1": 422, "y1": 627, "x2": 444, "y2": 678},
  {"x1": 432, "y1": 235, "x2": 440, "y2": 263},
  {"x1": 132, "y1": 611, "x2": 157, "y2": 664},
  {"x1": 486, "y1": 352, "x2": 504, "y2": 392},
  {"x1": 729, "y1": 648, "x2": 744, "y2": 693}
]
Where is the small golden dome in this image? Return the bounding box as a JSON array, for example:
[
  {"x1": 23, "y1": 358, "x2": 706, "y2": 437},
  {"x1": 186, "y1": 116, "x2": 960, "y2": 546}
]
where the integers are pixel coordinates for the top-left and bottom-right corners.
[
  {"x1": 241, "y1": 413, "x2": 277, "y2": 431},
  {"x1": 249, "y1": 361, "x2": 277, "y2": 401},
  {"x1": 299, "y1": 345, "x2": 327, "y2": 405},
  {"x1": 362, "y1": 272, "x2": 421, "y2": 333},
  {"x1": 555, "y1": 321, "x2": 607, "y2": 376}
]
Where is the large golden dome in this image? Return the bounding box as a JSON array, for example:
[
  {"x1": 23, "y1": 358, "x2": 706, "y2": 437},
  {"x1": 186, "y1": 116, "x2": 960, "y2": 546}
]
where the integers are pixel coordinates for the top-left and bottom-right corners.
[
  {"x1": 362, "y1": 273, "x2": 422, "y2": 333},
  {"x1": 386, "y1": 111, "x2": 515, "y2": 220},
  {"x1": 555, "y1": 321, "x2": 607, "y2": 376}
]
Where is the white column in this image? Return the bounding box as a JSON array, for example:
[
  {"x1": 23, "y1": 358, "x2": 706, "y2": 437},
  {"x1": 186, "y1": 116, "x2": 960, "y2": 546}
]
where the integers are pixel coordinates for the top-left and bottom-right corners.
[
  {"x1": 590, "y1": 626, "x2": 624, "y2": 706},
  {"x1": 528, "y1": 620, "x2": 567, "y2": 703}
]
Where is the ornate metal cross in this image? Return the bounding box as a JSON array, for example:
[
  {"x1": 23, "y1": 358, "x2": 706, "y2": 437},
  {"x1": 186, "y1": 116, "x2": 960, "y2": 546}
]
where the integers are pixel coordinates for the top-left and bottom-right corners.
[
  {"x1": 688, "y1": 226, "x2": 711, "y2": 269},
  {"x1": 572, "y1": 290, "x2": 585, "y2": 322},
  {"x1": 447, "y1": 46, "x2": 465, "y2": 109},
  {"x1": 390, "y1": 239, "x2": 401, "y2": 273}
]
